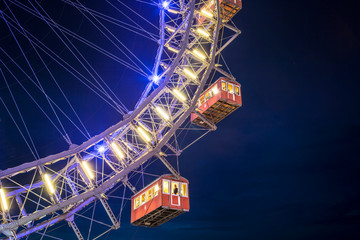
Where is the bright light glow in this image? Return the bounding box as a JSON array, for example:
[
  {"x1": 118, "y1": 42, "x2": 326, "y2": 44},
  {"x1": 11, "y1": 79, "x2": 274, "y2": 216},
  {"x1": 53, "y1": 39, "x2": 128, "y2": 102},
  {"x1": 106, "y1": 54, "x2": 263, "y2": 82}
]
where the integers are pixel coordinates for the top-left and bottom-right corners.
[
  {"x1": 0, "y1": 189, "x2": 8, "y2": 211},
  {"x1": 44, "y1": 174, "x2": 55, "y2": 194},
  {"x1": 97, "y1": 145, "x2": 107, "y2": 154},
  {"x1": 151, "y1": 75, "x2": 160, "y2": 84},
  {"x1": 137, "y1": 126, "x2": 151, "y2": 142},
  {"x1": 81, "y1": 161, "x2": 94, "y2": 180},
  {"x1": 183, "y1": 68, "x2": 197, "y2": 80},
  {"x1": 166, "y1": 26, "x2": 175, "y2": 33},
  {"x1": 192, "y1": 49, "x2": 207, "y2": 60},
  {"x1": 155, "y1": 106, "x2": 170, "y2": 120},
  {"x1": 212, "y1": 86, "x2": 219, "y2": 95},
  {"x1": 154, "y1": 184, "x2": 159, "y2": 193},
  {"x1": 162, "y1": 1, "x2": 170, "y2": 9},
  {"x1": 196, "y1": 28, "x2": 210, "y2": 38},
  {"x1": 200, "y1": 9, "x2": 214, "y2": 18},
  {"x1": 167, "y1": 45, "x2": 179, "y2": 53},
  {"x1": 168, "y1": 9, "x2": 179, "y2": 14},
  {"x1": 110, "y1": 141, "x2": 125, "y2": 160},
  {"x1": 172, "y1": 89, "x2": 187, "y2": 102},
  {"x1": 160, "y1": 62, "x2": 168, "y2": 69}
]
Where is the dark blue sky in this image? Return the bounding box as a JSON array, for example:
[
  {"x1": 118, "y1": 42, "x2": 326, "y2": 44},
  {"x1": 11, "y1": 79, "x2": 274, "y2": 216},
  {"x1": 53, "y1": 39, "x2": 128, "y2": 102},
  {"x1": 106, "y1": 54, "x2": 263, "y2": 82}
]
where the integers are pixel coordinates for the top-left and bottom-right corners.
[
  {"x1": 128, "y1": 0, "x2": 360, "y2": 239},
  {"x1": 1, "y1": 0, "x2": 360, "y2": 239}
]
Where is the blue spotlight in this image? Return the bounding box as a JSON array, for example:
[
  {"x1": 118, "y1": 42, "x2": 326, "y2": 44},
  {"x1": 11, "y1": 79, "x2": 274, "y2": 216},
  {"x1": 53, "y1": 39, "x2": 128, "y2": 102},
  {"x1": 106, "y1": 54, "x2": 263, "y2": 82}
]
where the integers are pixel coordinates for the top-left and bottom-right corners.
[
  {"x1": 162, "y1": 1, "x2": 170, "y2": 9},
  {"x1": 96, "y1": 145, "x2": 107, "y2": 154},
  {"x1": 151, "y1": 75, "x2": 160, "y2": 84}
]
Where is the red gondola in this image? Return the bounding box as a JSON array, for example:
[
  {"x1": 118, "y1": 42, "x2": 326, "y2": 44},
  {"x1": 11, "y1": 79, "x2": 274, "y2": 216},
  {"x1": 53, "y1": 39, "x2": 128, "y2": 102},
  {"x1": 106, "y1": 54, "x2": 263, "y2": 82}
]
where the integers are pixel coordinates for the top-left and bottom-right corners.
[
  {"x1": 191, "y1": 77, "x2": 242, "y2": 127},
  {"x1": 131, "y1": 175, "x2": 190, "y2": 227}
]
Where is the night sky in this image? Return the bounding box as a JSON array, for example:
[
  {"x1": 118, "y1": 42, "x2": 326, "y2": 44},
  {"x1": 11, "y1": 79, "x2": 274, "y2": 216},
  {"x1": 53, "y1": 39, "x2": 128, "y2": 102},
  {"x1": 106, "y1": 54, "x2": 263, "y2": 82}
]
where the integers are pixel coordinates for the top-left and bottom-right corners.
[{"x1": 1, "y1": 0, "x2": 360, "y2": 239}]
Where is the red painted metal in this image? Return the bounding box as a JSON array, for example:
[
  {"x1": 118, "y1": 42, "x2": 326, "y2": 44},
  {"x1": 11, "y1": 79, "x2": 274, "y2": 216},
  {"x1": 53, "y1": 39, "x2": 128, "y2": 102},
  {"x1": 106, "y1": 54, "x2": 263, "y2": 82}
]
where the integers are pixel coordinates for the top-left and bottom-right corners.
[
  {"x1": 191, "y1": 77, "x2": 242, "y2": 126},
  {"x1": 130, "y1": 175, "x2": 189, "y2": 227}
]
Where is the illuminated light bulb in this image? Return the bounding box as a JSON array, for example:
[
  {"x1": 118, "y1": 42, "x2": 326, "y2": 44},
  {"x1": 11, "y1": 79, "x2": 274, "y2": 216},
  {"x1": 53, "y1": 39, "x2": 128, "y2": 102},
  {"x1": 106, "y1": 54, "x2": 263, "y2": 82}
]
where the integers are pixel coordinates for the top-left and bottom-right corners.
[
  {"x1": 44, "y1": 174, "x2": 55, "y2": 194},
  {"x1": 155, "y1": 106, "x2": 170, "y2": 120},
  {"x1": 160, "y1": 62, "x2": 168, "y2": 69},
  {"x1": 110, "y1": 141, "x2": 125, "y2": 160},
  {"x1": 192, "y1": 49, "x2": 207, "y2": 60},
  {"x1": 200, "y1": 9, "x2": 213, "y2": 18},
  {"x1": 0, "y1": 188, "x2": 8, "y2": 211},
  {"x1": 196, "y1": 28, "x2": 210, "y2": 38},
  {"x1": 154, "y1": 184, "x2": 159, "y2": 192},
  {"x1": 137, "y1": 126, "x2": 151, "y2": 142},
  {"x1": 81, "y1": 161, "x2": 94, "y2": 180},
  {"x1": 166, "y1": 26, "x2": 175, "y2": 33},
  {"x1": 167, "y1": 45, "x2": 179, "y2": 53},
  {"x1": 183, "y1": 68, "x2": 197, "y2": 80},
  {"x1": 172, "y1": 89, "x2": 187, "y2": 102},
  {"x1": 162, "y1": 1, "x2": 170, "y2": 9},
  {"x1": 168, "y1": 9, "x2": 179, "y2": 14}
]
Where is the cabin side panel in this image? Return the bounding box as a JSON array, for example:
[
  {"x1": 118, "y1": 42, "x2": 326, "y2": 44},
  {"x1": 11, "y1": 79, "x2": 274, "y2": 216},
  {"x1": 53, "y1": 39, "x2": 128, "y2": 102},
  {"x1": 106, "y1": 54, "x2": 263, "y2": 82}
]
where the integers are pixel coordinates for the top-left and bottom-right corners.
[{"x1": 131, "y1": 180, "x2": 162, "y2": 223}]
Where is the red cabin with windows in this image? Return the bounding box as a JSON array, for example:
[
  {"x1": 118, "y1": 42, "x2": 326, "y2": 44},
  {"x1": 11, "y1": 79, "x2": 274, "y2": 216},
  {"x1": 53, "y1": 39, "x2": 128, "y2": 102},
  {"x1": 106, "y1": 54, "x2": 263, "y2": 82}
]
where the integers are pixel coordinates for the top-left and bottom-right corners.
[
  {"x1": 131, "y1": 175, "x2": 189, "y2": 227},
  {"x1": 191, "y1": 77, "x2": 242, "y2": 127},
  {"x1": 197, "y1": 0, "x2": 242, "y2": 25}
]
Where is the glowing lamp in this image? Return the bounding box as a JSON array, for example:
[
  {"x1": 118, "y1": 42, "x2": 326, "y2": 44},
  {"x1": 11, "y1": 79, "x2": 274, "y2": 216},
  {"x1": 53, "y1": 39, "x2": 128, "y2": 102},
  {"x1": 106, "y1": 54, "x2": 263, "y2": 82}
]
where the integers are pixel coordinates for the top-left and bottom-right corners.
[
  {"x1": 172, "y1": 89, "x2": 187, "y2": 102},
  {"x1": 44, "y1": 173, "x2": 55, "y2": 194},
  {"x1": 196, "y1": 28, "x2": 210, "y2": 38},
  {"x1": 166, "y1": 26, "x2": 175, "y2": 33},
  {"x1": 168, "y1": 9, "x2": 179, "y2": 14},
  {"x1": 81, "y1": 161, "x2": 94, "y2": 180},
  {"x1": 192, "y1": 49, "x2": 207, "y2": 60},
  {"x1": 167, "y1": 45, "x2": 179, "y2": 53},
  {"x1": 137, "y1": 126, "x2": 151, "y2": 142},
  {"x1": 183, "y1": 68, "x2": 197, "y2": 80},
  {"x1": 155, "y1": 106, "x2": 170, "y2": 120},
  {"x1": 0, "y1": 188, "x2": 8, "y2": 211},
  {"x1": 200, "y1": 9, "x2": 214, "y2": 18},
  {"x1": 110, "y1": 141, "x2": 125, "y2": 160}
]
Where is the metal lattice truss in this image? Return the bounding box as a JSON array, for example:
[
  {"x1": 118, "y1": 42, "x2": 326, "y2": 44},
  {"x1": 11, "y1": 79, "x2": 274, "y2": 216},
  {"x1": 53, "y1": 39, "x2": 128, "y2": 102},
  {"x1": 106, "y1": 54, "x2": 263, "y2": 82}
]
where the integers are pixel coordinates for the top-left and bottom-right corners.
[{"x1": 0, "y1": 0, "x2": 241, "y2": 239}]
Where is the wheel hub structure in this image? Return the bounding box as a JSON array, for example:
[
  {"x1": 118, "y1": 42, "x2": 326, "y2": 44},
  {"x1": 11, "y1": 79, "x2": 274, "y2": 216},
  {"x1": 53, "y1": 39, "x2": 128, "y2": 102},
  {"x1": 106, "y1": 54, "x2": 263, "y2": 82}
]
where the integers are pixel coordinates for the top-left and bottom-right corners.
[{"x1": 0, "y1": 0, "x2": 242, "y2": 239}]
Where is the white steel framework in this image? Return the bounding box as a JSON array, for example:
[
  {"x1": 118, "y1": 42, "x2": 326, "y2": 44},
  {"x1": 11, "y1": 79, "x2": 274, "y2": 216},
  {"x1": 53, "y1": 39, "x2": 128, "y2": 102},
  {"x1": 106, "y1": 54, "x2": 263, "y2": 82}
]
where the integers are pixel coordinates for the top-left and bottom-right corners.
[{"x1": 0, "y1": 0, "x2": 242, "y2": 239}]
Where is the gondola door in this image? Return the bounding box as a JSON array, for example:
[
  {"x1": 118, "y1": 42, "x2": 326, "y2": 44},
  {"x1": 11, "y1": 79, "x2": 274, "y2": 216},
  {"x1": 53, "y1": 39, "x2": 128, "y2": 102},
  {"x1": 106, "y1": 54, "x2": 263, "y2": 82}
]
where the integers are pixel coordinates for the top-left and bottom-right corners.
[
  {"x1": 171, "y1": 181, "x2": 180, "y2": 206},
  {"x1": 227, "y1": 83, "x2": 236, "y2": 101}
]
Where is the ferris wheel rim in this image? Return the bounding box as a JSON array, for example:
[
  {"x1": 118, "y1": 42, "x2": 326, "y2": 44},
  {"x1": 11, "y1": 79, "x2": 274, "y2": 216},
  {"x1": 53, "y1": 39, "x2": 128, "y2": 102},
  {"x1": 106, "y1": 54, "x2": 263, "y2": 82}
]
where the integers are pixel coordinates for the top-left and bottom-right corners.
[{"x1": 0, "y1": 0, "x2": 232, "y2": 238}]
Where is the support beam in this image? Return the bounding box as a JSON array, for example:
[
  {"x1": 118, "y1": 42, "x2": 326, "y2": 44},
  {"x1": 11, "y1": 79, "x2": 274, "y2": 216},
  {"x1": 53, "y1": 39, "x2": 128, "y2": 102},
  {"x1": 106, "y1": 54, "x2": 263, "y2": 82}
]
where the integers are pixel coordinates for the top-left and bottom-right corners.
[
  {"x1": 157, "y1": 155, "x2": 180, "y2": 179},
  {"x1": 66, "y1": 217, "x2": 84, "y2": 240},
  {"x1": 15, "y1": 195, "x2": 32, "y2": 228},
  {"x1": 193, "y1": 110, "x2": 217, "y2": 130},
  {"x1": 122, "y1": 177, "x2": 137, "y2": 194},
  {"x1": 214, "y1": 65, "x2": 236, "y2": 81},
  {"x1": 165, "y1": 143, "x2": 182, "y2": 156},
  {"x1": 99, "y1": 197, "x2": 120, "y2": 229}
]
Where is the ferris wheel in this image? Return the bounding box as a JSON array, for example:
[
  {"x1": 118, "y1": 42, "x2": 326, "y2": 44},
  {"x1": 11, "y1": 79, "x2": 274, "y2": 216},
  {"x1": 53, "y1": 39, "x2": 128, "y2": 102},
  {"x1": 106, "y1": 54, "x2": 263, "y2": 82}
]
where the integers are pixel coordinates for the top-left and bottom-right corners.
[{"x1": 0, "y1": 0, "x2": 242, "y2": 239}]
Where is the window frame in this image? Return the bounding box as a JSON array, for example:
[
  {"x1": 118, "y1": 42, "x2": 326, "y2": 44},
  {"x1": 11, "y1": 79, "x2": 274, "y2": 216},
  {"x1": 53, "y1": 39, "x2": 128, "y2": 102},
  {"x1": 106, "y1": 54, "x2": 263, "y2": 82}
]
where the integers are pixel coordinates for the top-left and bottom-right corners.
[
  {"x1": 171, "y1": 181, "x2": 180, "y2": 196},
  {"x1": 234, "y1": 85, "x2": 240, "y2": 96},
  {"x1": 163, "y1": 179, "x2": 170, "y2": 195},
  {"x1": 153, "y1": 183, "x2": 159, "y2": 197},
  {"x1": 228, "y1": 83, "x2": 234, "y2": 94},
  {"x1": 180, "y1": 182, "x2": 188, "y2": 198},
  {"x1": 146, "y1": 188, "x2": 152, "y2": 202},
  {"x1": 140, "y1": 193, "x2": 146, "y2": 205},
  {"x1": 134, "y1": 196, "x2": 140, "y2": 209},
  {"x1": 221, "y1": 81, "x2": 227, "y2": 91}
]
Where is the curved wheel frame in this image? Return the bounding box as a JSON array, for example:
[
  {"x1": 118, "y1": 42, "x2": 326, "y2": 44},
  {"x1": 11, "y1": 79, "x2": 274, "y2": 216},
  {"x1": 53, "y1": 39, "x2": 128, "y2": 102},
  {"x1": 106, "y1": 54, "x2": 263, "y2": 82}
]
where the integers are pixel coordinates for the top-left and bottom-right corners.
[{"x1": 0, "y1": 0, "x2": 235, "y2": 239}]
